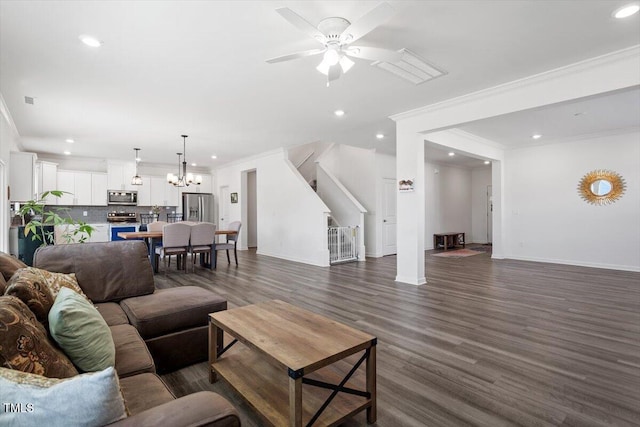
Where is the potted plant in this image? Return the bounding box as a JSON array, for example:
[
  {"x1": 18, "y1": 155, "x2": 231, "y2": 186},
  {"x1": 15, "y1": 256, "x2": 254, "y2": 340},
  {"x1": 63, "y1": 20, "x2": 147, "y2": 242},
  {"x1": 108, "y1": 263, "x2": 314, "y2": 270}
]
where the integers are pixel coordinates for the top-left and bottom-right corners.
[{"x1": 19, "y1": 190, "x2": 94, "y2": 245}]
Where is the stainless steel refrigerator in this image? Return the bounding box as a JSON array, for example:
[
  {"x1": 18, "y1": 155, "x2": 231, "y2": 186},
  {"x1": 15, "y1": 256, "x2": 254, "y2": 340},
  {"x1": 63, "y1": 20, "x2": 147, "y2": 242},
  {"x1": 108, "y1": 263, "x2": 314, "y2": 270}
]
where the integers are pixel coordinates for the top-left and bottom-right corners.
[{"x1": 182, "y1": 193, "x2": 215, "y2": 223}]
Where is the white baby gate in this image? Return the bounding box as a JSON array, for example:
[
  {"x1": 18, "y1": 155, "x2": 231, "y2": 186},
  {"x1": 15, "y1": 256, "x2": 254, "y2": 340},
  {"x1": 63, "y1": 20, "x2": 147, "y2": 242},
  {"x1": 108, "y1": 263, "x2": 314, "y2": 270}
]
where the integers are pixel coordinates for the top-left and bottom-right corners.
[{"x1": 328, "y1": 226, "x2": 359, "y2": 264}]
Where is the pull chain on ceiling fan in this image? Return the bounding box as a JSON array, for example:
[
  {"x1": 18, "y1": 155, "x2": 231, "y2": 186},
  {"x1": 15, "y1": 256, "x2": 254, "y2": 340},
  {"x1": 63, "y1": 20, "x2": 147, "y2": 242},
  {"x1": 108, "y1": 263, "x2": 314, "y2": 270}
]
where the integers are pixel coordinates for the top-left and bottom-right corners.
[{"x1": 266, "y1": 2, "x2": 402, "y2": 86}]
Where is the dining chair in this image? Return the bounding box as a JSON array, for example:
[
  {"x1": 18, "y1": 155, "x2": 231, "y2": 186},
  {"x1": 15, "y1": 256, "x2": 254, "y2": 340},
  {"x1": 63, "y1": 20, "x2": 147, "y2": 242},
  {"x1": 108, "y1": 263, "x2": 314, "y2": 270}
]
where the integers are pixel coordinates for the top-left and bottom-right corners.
[
  {"x1": 188, "y1": 222, "x2": 216, "y2": 272},
  {"x1": 214, "y1": 221, "x2": 241, "y2": 267},
  {"x1": 139, "y1": 213, "x2": 155, "y2": 231},
  {"x1": 154, "y1": 222, "x2": 191, "y2": 274},
  {"x1": 167, "y1": 213, "x2": 183, "y2": 223}
]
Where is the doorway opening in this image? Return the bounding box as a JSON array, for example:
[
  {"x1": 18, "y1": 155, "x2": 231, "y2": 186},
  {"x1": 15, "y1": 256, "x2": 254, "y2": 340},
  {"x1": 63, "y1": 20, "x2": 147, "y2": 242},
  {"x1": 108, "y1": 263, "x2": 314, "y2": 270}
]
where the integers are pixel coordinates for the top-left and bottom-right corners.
[{"x1": 245, "y1": 170, "x2": 257, "y2": 248}]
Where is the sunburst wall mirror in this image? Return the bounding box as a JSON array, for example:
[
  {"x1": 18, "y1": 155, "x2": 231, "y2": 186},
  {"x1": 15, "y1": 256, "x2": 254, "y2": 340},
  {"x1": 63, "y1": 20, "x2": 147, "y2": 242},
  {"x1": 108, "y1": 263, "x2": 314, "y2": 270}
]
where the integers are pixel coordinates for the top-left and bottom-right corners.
[{"x1": 577, "y1": 169, "x2": 626, "y2": 206}]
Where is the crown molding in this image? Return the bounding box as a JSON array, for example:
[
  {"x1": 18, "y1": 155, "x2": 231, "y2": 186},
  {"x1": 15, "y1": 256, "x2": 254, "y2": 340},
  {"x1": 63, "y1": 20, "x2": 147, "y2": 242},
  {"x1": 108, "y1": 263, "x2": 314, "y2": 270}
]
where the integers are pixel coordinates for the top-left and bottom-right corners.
[
  {"x1": 428, "y1": 128, "x2": 507, "y2": 150},
  {"x1": 391, "y1": 45, "x2": 640, "y2": 122},
  {"x1": 0, "y1": 92, "x2": 22, "y2": 149}
]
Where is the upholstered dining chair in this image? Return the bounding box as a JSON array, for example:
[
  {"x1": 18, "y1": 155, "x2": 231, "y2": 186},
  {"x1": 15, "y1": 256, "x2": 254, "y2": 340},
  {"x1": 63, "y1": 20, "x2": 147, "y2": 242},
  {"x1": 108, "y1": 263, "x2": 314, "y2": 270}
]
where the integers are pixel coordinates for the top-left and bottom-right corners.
[
  {"x1": 154, "y1": 222, "x2": 191, "y2": 274},
  {"x1": 188, "y1": 222, "x2": 216, "y2": 272},
  {"x1": 147, "y1": 220, "x2": 167, "y2": 232},
  {"x1": 167, "y1": 212, "x2": 183, "y2": 223},
  {"x1": 214, "y1": 221, "x2": 241, "y2": 268}
]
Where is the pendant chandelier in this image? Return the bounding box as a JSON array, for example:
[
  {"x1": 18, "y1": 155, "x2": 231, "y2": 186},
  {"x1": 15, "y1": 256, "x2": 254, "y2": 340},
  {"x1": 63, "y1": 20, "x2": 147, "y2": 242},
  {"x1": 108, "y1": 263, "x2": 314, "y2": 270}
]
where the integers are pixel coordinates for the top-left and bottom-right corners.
[
  {"x1": 166, "y1": 135, "x2": 202, "y2": 187},
  {"x1": 131, "y1": 148, "x2": 143, "y2": 185}
]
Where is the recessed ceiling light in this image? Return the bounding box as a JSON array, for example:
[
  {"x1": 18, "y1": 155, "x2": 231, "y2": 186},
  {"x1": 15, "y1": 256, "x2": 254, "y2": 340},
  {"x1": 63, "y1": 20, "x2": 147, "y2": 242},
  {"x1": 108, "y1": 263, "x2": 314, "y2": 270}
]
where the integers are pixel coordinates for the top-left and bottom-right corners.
[
  {"x1": 448, "y1": 152, "x2": 455, "y2": 156},
  {"x1": 532, "y1": 134, "x2": 542, "y2": 139},
  {"x1": 79, "y1": 35, "x2": 103, "y2": 47},
  {"x1": 211, "y1": 155, "x2": 217, "y2": 159},
  {"x1": 484, "y1": 160, "x2": 490, "y2": 165},
  {"x1": 191, "y1": 163, "x2": 197, "y2": 167},
  {"x1": 65, "y1": 139, "x2": 74, "y2": 143},
  {"x1": 334, "y1": 110, "x2": 345, "y2": 117},
  {"x1": 613, "y1": 3, "x2": 640, "y2": 18},
  {"x1": 376, "y1": 133, "x2": 384, "y2": 139},
  {"x1": 63, "y1": 150, "x2": 71, "y2": 155}
]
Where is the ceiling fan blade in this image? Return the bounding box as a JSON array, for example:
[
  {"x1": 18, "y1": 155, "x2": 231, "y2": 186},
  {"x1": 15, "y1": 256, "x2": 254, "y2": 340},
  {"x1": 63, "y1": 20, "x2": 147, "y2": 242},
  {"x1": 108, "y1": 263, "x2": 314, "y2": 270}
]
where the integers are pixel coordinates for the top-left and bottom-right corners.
[
  {"x1": 276, "y1": 8, "x2": 327, "y2": 44},
  {"x1": 339, "y1": 2, "x2": 394, "y2": 44},
  {"x1": 266, "y1": 48, "x2": 326, "y2": 64},
  {"x1": 346, "y1": 46, "x2": 402, "y2": 63}
]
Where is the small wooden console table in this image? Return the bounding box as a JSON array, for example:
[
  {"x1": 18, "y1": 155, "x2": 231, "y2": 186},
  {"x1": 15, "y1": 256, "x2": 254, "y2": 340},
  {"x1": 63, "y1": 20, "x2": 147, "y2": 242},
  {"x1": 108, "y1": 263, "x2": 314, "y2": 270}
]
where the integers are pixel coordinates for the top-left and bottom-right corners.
[
  {"x1": 209, "y1": 300, "x2": 377, "y2": 427},
  {"x1": 433, "y1": 232, "x2": 466, "y2": 250}
]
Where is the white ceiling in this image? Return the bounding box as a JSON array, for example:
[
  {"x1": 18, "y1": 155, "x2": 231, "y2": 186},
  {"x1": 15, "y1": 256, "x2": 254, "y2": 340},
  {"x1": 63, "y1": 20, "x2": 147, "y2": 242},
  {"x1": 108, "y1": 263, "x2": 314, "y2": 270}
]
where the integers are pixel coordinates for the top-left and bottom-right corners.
[{"x1": 1, "y1": 1, "x2": 639, "y2": 168}]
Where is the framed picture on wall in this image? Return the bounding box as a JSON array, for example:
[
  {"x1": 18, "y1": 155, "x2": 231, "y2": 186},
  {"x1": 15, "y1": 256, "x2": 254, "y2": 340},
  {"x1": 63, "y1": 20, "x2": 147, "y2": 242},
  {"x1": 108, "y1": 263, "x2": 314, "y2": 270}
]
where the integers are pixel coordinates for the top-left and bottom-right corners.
[{"x1": 230, "y1": 192, "x2": 238, "y2": 203}]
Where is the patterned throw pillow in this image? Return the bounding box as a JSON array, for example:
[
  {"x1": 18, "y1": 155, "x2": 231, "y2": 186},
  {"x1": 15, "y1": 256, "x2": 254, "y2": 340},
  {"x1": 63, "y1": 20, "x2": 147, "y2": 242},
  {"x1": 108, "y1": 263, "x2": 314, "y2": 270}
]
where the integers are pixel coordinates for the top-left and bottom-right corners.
[
  {"x1": 0, "y1": 274, "x2": 6, "y2": 295},
  {"x1": 0, "y1": 252, "x2": 27, "y2": 281},
  {"x1": 0, "y1": 366, "x2": 128, "y2": 425},
  {"x1": 0, "y1": 296, "x2": 78, "y2": 378},
  {"x1": 5, "y1": 267, "x2": 88, "y2": 326}
]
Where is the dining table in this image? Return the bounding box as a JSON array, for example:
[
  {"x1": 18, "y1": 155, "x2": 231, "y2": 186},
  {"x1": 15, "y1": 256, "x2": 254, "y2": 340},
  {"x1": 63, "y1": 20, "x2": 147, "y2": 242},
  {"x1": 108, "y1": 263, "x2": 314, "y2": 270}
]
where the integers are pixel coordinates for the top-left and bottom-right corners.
[{"x1": 117, "y1": 229, "x2": 237, "y2": 273}]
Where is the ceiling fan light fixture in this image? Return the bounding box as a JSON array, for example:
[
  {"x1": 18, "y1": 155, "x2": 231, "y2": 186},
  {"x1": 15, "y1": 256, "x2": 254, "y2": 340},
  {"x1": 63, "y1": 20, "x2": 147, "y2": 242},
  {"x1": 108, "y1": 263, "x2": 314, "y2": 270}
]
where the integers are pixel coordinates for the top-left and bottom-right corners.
[
  {"x1": 324, "y1": 48, "x2": 341, "y2": 66},
  {"x1": 339, "y1": 55, "x2": 355, "y2": 73},
  {"x1": 316, "y1": 61, "x2": 330, "y2": 76}
]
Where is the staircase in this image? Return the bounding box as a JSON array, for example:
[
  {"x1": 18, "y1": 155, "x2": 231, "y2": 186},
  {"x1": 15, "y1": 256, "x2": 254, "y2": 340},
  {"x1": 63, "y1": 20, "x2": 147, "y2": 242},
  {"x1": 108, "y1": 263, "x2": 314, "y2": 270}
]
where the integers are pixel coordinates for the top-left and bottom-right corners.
[{"x1": 288, "y1": 142, "x2": 366, "y2": 265}]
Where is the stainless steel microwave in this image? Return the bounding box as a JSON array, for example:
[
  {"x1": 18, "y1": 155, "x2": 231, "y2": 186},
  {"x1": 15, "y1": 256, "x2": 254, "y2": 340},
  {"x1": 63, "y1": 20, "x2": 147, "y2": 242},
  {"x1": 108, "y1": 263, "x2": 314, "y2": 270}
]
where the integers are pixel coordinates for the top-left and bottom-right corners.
[{"x1": 107, "y1": 190, "x2": 138, "y2": 206}]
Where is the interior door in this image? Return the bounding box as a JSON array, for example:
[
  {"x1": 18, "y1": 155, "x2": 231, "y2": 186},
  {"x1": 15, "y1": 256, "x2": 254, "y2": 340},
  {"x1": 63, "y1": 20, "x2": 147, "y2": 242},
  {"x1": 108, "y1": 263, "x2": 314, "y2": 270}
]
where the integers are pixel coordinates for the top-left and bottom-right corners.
[
  {"x1": 382, "y1": 178, "x2": 397, "y2": 255},
  {"x1": 487, "y1": 185, "x2": 493, "y2": 244},
  {"x1": 219, "y1": 186, "x2": 230, "y2": 232}
]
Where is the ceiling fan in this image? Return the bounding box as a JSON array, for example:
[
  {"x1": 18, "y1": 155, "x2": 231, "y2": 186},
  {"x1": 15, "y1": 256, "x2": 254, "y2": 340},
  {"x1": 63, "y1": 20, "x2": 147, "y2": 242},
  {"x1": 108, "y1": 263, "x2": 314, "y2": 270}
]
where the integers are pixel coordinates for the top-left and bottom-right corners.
[{"x1": 266, "y1": 2, "x2": 402, "y2": 86}]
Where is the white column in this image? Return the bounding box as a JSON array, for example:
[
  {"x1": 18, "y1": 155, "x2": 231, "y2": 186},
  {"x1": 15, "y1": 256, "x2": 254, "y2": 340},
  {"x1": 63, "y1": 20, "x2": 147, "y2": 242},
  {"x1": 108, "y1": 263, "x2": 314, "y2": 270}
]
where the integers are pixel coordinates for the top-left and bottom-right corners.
[
  {"x1": 490, "y1": 160, "x2": 505, "y2": 259},
  {"x1": 396, "y1": 127, "x2": 426, "y2": 285}
]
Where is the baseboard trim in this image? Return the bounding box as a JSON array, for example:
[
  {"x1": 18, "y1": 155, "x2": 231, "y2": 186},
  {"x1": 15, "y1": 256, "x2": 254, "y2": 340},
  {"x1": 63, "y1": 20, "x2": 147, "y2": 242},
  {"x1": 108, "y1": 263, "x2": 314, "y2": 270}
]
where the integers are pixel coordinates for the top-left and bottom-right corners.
[
  {"x1": 395, "y1": 275, "x2": 427, "y2": 286},
  {"x1": 505, "y1": 255, "x2": 640, "y2": 272}
]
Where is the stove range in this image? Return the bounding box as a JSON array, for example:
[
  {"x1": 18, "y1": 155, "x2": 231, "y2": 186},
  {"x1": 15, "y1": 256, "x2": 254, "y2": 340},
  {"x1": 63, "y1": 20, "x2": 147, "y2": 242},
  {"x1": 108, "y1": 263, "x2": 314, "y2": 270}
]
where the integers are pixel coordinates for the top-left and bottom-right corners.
[{"x1": 107, "y1": 212, "x2": 137, "y2": 223}]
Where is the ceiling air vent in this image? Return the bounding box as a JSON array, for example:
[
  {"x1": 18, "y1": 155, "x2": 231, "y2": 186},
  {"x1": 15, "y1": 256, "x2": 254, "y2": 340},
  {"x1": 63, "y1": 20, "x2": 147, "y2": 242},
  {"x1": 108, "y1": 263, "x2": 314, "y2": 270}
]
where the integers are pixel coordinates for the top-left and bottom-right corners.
[
  {"x1": 24, "y1": 96, "x2": 34, "y2": 105},
  {"x1": 372, "y1": 49, "x2": 446, "y2": 85}
]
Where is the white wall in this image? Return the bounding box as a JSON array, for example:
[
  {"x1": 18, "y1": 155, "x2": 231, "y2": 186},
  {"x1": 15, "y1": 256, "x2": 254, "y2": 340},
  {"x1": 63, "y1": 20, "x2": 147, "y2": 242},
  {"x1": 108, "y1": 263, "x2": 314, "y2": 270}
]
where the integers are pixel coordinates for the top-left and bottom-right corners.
[
  {"x1": 471, "y1": 167, "x2": 492, "y2": 244},
  {"x1": 0, "y1": 96, "x2": 21, "y2": 252},
  {"x1": 504, "y1": 131, "x2": 640, "y2": 271},
  {"x1": 216, "y1": 149, "x2": 331, "y2": 266},
  {"x1": 425, "y1": 162, "x2": 473, "y2": 249}
]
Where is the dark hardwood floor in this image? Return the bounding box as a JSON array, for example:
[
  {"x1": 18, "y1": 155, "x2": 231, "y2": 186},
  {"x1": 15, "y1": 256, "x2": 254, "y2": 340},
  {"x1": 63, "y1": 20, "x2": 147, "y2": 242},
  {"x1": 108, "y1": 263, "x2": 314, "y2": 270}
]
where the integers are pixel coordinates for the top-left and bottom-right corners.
[{"x1": 159, "y1": 248, "x2": 640, "y2": 427}]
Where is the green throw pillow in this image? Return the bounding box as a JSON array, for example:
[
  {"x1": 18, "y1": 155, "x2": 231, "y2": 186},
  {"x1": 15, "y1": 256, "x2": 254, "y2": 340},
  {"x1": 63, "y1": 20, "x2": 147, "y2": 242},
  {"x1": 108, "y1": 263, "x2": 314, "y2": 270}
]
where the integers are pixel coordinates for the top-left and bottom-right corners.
[
  {"x1": 0, "y1": 366, "x2": 127, "y2": 426},
  {"x1": 48, "y1": 287, "x2": 115, "y2": 372}
]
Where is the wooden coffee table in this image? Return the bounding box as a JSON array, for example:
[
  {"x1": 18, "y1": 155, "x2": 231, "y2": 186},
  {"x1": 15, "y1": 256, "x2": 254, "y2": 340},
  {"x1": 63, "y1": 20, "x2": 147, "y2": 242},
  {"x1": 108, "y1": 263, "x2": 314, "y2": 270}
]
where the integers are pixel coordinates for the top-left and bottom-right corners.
[{"x1": 208, "y1": 300, "x2": 377, "y2": 427}]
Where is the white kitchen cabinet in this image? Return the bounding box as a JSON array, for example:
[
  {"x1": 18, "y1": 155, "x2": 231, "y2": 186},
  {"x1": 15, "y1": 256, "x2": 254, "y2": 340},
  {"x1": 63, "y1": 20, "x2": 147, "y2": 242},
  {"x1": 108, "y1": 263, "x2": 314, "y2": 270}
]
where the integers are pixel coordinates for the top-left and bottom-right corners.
[
  {"x1": 88, "y1": 223, "x2": 109, "y2": 242},
  {"x1": 91, "y1": 173, "x2": 108, "y2": 206},
  {"x1": 9, "y1": 152, "x2": 37, "y2": 202},
  {"x1": 149, "y1": 176, "x2": 179, "y2": 207},
  {"x1": 56, "y1": 170, "x2": 75, "y2": 205},
  {"x1": 37, "y1": 161, "x2": 58, "y2": 205},
  {"x1": 136, "y1": 176, "x2": 152, "y2": 206},
  {"x1": 54, "y1": 223, "x2": 108, "y2": 244},
  {"x1": 107, "y1": 161, "x2": 137, "y2": 191},
  {"x1": 74, "y1": 171, "x2": 92, "y2": 205},
  {"x1": 165, "y1": 182, "x2": 180, "y2": 207},
  {"x1": 149, "y1": 176, "x2": 165, "y2": 206},
  {"x1": 197, "y1": 175, "x2": 213, "y2": 194},
  {"x1": 57, "y1": 170, "x2": 107, "y2": 206}
]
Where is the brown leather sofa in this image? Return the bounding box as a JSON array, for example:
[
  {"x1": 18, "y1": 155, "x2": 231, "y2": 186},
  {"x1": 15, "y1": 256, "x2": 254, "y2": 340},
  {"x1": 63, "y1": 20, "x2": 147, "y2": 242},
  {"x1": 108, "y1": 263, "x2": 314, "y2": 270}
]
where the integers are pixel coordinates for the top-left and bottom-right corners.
[{"x1": 31, "y1": 241, "x2": 239, "y2": 426}]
